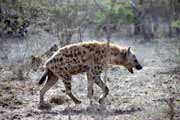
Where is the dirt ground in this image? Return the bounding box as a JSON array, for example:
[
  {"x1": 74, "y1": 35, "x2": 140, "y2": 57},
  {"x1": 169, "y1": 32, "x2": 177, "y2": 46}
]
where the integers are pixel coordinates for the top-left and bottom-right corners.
[{"x1": 0, "y1": 37, "x2": 180, "y2": 120}]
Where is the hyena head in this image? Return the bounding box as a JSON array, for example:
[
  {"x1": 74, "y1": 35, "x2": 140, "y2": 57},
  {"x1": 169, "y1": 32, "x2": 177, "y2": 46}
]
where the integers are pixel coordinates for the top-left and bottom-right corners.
[
  {"x1": 111, "y1": 46, "x2": 142, "y2": 73},
  {"x1": 123, "y1": 47, "x2": 142, "y2": 73}
]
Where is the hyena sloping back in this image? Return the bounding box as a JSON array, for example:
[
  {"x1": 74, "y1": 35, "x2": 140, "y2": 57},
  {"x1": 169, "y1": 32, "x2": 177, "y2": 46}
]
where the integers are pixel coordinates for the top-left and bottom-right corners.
[{"x1": 38, "y1": 41, "x2": 143, "y2": 108}]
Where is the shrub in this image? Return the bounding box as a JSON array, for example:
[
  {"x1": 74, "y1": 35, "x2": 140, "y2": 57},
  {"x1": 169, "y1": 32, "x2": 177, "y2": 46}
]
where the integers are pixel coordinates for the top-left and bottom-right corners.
[{"x1": 94, "y1": 0, "x2": 134, "y2": 30}]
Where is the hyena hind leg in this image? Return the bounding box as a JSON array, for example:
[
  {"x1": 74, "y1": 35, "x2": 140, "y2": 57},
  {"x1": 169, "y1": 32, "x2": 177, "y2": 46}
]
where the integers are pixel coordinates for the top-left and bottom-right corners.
[
  {"x1": 94, "y1": 76, "x2": 109, "y2": 104},
  {"x1": 63, "y1": 79, "x2": 81, "y2": 104},
  {"x1": 39, "y1": 71, "x2": 58, "y2": 109}
]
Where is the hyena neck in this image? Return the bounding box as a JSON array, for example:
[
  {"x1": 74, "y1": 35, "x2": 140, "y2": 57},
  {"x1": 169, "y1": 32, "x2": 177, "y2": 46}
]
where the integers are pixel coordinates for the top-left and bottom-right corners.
[{"x1": 110, "y1": 45, "x2": 127, "y2": 65}]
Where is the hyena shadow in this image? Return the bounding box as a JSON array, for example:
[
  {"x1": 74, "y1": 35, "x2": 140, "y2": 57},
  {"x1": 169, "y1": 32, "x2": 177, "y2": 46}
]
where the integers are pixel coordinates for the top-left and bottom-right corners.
[{"x1": 42, "y1": 103, "x2": 142, "y2": 117}]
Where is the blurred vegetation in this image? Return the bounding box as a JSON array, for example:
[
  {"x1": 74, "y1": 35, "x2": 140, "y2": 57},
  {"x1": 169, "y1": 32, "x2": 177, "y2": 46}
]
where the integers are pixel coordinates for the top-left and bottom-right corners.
[
  {"x1": 172, "y1": 20, "x2": 180, "y2": 29},
  {"x1": 47, "y1": 0, "x2": 91, "y2": 46},
  {"x1": 94, "y1": 0, "x2": 134, "y2": 30},
  {"x1": 0, "y1": 0, "x2": 47, "y2": 36},
  {"x1": 0, "y1": 0, "x2": 180, "y2": 39}
]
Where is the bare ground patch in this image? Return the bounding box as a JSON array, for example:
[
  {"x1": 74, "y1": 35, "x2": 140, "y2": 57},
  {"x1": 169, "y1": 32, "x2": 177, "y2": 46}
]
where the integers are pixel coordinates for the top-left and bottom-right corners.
[{"x1": 0, "y1": 38, "x2": 180, "y2": 120}]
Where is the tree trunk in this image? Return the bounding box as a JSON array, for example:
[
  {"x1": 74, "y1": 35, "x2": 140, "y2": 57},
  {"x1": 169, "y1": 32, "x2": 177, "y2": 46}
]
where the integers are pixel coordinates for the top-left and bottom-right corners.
[
  {"x1": 134, "y1": 20, "x2": 141, "y2": 35},
  {"x1": 168, "y1": 22, "x2": 174, "y2": 37}
]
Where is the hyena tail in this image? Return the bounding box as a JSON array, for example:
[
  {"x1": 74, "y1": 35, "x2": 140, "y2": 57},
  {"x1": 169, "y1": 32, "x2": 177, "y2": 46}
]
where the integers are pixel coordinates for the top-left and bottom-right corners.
[{"x1": 38, "y1": 69, "x2": 48, "y2": 85}]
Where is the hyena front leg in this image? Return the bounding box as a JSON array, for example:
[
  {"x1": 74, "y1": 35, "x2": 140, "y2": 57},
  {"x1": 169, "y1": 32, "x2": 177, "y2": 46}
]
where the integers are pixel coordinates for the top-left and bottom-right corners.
[
  {"x1": 94, "y1": 76, "x2": 109, "y2": 104},
  {"x1": 86, "y1": 72, "x2": 95, "y2": 104},
  {"x1": 39, "y1": 71, "x2": 58, "y2": 109},
  {"x1": 63, "y1": 78, "x2": 81, "y2": 104}
]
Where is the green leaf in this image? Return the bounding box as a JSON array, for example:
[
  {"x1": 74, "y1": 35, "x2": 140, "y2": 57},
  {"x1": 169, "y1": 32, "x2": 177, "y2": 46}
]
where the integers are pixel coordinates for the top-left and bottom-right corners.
[
  {"x1": 94, "y1": 1, "x2": 134, "y2": 27},
  {"x1": 172, "y1": 20, "x2": 180, "y2": 28}
]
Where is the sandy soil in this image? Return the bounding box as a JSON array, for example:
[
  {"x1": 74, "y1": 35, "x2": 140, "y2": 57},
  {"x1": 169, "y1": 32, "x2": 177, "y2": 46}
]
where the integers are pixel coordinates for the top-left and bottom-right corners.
[{"x1": 0, "y1": 37, "x2": 180, "y2": 120}]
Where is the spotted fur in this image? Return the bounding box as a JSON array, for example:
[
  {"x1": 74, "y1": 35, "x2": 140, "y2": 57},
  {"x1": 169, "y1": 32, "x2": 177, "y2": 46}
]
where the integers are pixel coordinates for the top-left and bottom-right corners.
[{"x1": 38, "y1": 41, "x2": 142, "y2": 107}]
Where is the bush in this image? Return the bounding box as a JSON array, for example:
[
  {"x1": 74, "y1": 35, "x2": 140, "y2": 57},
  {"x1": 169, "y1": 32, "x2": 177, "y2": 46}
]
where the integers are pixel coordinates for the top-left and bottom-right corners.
[
  {"x1": 95, "y1": 0, "x2": 134, "y2": 30},
  {"x1": 0, "y1": 0, "x2": 49, "y2": 36},
  {"x1": 171, "y1": 20, "x2": 180, "y2": 29}
]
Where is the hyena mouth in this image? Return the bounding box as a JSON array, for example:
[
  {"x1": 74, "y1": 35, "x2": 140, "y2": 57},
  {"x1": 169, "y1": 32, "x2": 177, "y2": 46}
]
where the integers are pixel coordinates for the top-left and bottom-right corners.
[{"x1": 128, "y1": 68, "x2": 134, "y2": 74}]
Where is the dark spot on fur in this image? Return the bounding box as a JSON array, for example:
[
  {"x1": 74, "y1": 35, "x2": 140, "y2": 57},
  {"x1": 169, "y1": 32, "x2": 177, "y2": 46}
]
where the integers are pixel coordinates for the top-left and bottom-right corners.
[
  {"x1": 53, "y1": 59, "x2": 56, "y2": 63},
  {"x1": 73, "y1": 53, "x2": 77, "y2": 57},
  {"x1": 83, "y1": 50, "x2": 86, "y2": 54},
  {"x1": 49, "y1": 60, "x2": 53, "y2": 64},
  {"x1": 100, "y1": 54, "x2": 104, "y2": 58},
  {"x1": 95, "y1": 50, "x2": 100, "y2": 54},
  {"x1": 102, "y1": 50, "x2": 105, "y2": 53},
  {"x1": 56, "y1": 58, "x2": 59, "y2": 62},
  {"x1": 64, "y1": 53, "x2": 70, "y2": 57},
  {"x1": 54, "y1": 65, "x2": 57, "y2": 69},
  {"x1": 76, "y1": 60, "x2": 79, "y2": 64},
  {"x1": 73, "y1": 58, "x2": 77, "y2": 62},
  {"x1": 59, "y1": 57, "x2": 63, "y2": 61}
]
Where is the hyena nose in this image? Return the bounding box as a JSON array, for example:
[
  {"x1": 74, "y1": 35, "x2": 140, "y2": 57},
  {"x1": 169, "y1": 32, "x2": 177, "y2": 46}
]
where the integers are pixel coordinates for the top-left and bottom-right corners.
[{"x1": 136, "y1": 64, "x2": 142, "y2": 70}]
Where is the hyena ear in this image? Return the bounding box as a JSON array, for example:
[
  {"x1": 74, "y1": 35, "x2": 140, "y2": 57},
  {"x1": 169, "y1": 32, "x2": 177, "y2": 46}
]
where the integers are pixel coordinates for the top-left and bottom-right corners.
[{"x1": 128, "y1": 47, "x2": 131, "y2": 54}]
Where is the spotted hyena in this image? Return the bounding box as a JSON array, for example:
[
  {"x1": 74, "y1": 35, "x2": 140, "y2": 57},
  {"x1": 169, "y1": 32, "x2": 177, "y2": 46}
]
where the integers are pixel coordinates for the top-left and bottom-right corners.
[{"x1": 38, "y1": 41, "x2": 142, "y2": 108}]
